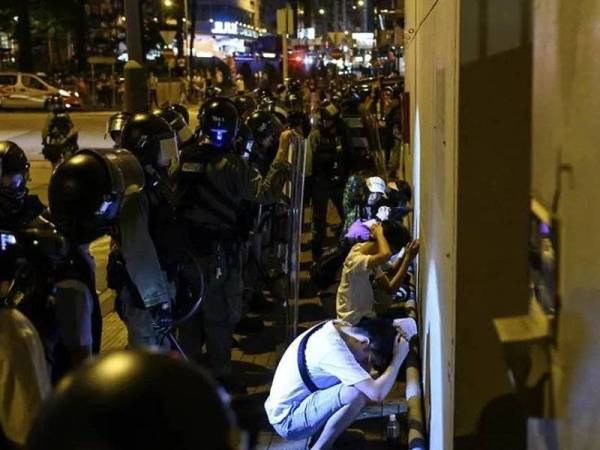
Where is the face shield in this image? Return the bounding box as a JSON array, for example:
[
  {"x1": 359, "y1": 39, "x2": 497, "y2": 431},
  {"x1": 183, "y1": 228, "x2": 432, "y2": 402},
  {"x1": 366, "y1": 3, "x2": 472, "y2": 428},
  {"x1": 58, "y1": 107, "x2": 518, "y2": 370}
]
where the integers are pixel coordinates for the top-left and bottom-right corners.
[
  {"x1": 0, "y1": 172, "x2": 28, "y2": 199},
  {"x1": 156, "y1": 132, "x2": 179, "y2": 168},
  {"x1": 106, "y1": 115, "x2": 129, "y2": 144}
]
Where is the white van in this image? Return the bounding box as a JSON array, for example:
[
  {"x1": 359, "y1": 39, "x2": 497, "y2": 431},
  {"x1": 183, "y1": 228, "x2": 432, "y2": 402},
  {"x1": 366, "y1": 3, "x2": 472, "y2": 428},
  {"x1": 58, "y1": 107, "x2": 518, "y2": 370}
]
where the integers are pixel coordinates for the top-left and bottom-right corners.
[{"x1": 0, "y1": 72, "x2": 81, "y2": 110}]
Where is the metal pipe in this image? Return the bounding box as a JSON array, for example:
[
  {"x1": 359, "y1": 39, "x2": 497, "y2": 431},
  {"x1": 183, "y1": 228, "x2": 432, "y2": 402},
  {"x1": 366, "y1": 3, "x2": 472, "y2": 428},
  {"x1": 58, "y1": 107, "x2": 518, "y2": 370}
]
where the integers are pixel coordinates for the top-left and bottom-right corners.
[{"x1": 405, "y1": 298, "x2": 427, "y2": 449}]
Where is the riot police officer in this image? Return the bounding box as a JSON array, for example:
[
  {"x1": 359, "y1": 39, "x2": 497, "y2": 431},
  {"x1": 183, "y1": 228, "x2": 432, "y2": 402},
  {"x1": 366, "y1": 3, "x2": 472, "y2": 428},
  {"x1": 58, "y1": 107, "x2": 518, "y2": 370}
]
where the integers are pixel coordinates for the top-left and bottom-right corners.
[
  {"x1": 245, "y1": 110, "x2": 282, "y2": 176},
  {"x1": 113, "y1": 114, "x2": 182, "y2": 349},
  {"x1": 48, "y1": 147, "x2": 175, "y2": 354},
  {"x1": 0, "y1": 141, "x2": 101, "y2": 381},
  {"x1": 41, "y1": 94, "x2": 79, "y2": 168},
  {"x1": 153, "y1": 105, "x2": 195, "y2": 149},
  {"x1": 105, "y1": 111, "x2": 132, "y2": 148},
  {"x1": 28, "y1": 351, "x2": 240, "y2": 450},
  {"x1": 307, "y1": 101, "x2": 346, "y2": 260},
  {"x1": 174, "y1": 97, "x2": 291, "y2": 391},
  {"x1": 171, "y1": 103, "x2": 191, "y2": 124},
  {"x1": 233, "y1": 94, "x2": 257, "y2": 120}
]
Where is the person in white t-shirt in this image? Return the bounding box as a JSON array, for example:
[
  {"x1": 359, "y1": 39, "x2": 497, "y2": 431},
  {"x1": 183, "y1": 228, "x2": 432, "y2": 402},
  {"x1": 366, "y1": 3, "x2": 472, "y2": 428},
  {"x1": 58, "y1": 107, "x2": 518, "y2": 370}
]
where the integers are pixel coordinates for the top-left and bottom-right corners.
[
  {"x1": 265, "y1": 318, "x2": 415, "y2": 449},
  {"x1": 337, "y1": 220, "x2": 419, "y2": 325}
]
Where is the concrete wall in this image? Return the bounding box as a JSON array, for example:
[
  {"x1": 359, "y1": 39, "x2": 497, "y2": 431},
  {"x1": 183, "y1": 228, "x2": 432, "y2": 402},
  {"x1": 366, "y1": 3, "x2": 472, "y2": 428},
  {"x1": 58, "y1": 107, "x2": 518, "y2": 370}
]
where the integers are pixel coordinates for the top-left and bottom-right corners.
[
  {"x1": 404, "y1": 0, "x2": 459, "y2": 448},
  {"x1": 406, "y1": 0, "x2": 533, "y2": 447},
  {"x1": 455, "y1": 0, "x2": 532, "y2": 440},
  {"x1": 531, "y1": 0, "x2": 600, "y2": 447}
]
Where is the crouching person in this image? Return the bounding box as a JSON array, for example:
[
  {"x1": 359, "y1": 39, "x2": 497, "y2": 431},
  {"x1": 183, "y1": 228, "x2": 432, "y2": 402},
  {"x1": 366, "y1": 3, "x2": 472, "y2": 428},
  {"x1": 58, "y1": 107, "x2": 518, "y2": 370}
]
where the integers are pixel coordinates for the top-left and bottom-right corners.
[{"x1": 265, "y1": 318, "x2": 411, "y2": 449}]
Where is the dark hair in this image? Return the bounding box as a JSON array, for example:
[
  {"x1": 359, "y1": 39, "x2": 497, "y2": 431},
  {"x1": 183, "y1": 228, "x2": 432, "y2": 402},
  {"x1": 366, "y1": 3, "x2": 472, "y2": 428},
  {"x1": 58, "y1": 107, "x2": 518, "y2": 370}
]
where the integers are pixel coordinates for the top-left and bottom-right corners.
[
  {"x1": 355, "y1": 318, "x2": 397, "y2": 372},
  {"x1": 382, "y1": 220, "x2": 411, "y2": 254},
  {"x1": 395, "y1": 180, "x2": 412, "y2": 204}
]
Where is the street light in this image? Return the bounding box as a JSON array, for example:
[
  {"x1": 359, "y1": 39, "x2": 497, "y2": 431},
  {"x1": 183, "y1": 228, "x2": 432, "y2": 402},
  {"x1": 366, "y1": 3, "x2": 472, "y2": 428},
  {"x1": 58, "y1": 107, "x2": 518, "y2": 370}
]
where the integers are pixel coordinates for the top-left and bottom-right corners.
[
  {"x1": 318, "y1": 8, "x2": 325, "y2": 15},
  {"x1": 163, "y1": 0, "x2": 174, "y2": 7},
  {"x1": 357, "y1": 0, "x2": 364, "y2": 6}
]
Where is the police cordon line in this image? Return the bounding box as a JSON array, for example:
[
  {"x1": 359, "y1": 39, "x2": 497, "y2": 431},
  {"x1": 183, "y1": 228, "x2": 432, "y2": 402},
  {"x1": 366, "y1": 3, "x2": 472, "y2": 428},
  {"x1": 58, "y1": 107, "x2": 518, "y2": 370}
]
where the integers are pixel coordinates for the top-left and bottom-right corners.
[{"x1": 0, "y1": 77, "x2": 419, "y2": 449}]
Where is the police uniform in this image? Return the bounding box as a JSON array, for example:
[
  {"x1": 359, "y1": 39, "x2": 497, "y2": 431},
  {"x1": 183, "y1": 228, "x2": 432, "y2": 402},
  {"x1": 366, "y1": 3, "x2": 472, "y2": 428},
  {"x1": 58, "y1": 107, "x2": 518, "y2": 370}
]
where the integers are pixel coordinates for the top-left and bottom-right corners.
[
  {"x1": 175, "y1": 138, "x2": 290, "y2": 380},
  {"x1": 306, "y1": 127, "x2": 345, "y2": 260},
  {"x1": 112, "y1": 114, "x2": 181, "y2": 349}
]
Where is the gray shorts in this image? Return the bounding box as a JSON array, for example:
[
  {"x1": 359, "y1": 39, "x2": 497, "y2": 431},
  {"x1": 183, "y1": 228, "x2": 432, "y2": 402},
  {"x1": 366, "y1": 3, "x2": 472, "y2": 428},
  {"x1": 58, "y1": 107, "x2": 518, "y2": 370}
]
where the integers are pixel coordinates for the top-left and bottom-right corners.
[{"x1": 272, "y1": 384, "x2": 345, "y2": 441}]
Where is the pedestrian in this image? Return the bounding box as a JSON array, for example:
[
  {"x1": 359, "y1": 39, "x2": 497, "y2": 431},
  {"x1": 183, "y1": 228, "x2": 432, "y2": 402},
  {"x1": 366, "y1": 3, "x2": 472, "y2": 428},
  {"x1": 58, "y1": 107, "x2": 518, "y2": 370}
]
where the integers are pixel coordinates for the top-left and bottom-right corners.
[{"x1": 149, "y1": 71, "x2": 159, "y2": 107}]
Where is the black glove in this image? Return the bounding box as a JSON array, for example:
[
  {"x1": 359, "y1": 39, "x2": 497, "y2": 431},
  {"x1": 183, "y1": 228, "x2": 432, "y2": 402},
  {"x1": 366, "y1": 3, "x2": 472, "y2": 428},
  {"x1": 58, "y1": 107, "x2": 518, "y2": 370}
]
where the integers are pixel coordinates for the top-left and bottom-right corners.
[{"x1": 149, "y1": 301, "x2": 173, "y2": 335}]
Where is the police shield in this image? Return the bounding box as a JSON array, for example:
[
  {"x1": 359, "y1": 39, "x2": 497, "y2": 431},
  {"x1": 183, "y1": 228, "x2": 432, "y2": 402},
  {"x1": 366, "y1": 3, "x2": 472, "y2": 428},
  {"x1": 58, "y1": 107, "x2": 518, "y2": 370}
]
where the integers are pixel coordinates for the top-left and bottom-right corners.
[{"x1": 284, "y1": 131, "x2": 307, "y2": 340}]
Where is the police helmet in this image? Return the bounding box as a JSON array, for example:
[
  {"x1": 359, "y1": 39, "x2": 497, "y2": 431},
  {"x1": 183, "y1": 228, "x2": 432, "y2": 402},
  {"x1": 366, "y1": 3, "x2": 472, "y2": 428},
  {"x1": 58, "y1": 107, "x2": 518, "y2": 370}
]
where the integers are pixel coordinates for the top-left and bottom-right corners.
[
  {"x1": 286, "y1": 92, "x2": 303, "y2": 112},
  {"x1": 245, "y1": 110, "x2": 278, "y2": 143},
  {"x1": 345, "y1": 84, "x2": 369, "y2": 103},
  {"x1": 233, "y1": 95, "x2": 257, "y2": 119},
  {"x1": 48, "y1": 148, "x2": 144, "y2": 244},
  {"x1": 171, "y1": 103, "x2": 190, "y2": 124},
  {"x1": 257, "y1": 94, "x2": 274, "y2": 111},
  {"x1": 0, "y1": 141, "x2": 30, "y2": 204},
  {"x1": 356, "y1": 83, "x2": 372, "y2": 102},
  {"x1": 46, "y1": 93, "x2": 68, "y2": 113},
  {"x1": 288, "y1": 79, "x2": 302, "y2": 93},
  {"x1": 105, "y1": 112, "x2": 132, "y2": 145},
  {"x1": 154, "y1": 106, "x2": 194, "y2": 148},
  {"x1": 199, "y1": 97, "x2": 240, "y2": 149},
  {"x1": 28, "y1": 351, "x2": 236, "y2": 450},
  {"x1": 275, "y1": 83, "x2": 286, "y2": 96},
  {"x1": 205, "y1": 85, "x2": 222, "y2": 100},
  {"x1": 121, "y1": 113, "x2": 178, "y2": 168},
  {"x1": 255, "y1": 87, "x2": 272, "y2": 100},
  {"x1": 288, "y1": 111, "x2": 311, "y2": 138},
  {"x1": 270, "y1": 105, "x2": 288, "y2": 125}
]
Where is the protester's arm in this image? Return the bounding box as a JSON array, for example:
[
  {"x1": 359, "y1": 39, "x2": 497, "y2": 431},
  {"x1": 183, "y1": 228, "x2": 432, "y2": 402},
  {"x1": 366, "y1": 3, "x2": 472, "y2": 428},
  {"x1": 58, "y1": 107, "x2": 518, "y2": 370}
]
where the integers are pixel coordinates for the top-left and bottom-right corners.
[
  {"x1": 353, "y1": 333, "x2": 409, "y2": 402},
  {"x1": 366, "y1": 223, "x2": 392, "y2": 269},
  {"x1": 375, "y1": 240, "x2": 419, "y2": 294}
]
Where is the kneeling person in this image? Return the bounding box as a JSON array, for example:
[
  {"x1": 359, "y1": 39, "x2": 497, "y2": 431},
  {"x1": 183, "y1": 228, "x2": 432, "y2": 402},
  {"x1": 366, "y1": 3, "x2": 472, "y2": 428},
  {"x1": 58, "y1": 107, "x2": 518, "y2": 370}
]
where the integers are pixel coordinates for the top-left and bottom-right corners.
[{"x1": 265, "y1": 319, "x2": 411, "y2": 449}]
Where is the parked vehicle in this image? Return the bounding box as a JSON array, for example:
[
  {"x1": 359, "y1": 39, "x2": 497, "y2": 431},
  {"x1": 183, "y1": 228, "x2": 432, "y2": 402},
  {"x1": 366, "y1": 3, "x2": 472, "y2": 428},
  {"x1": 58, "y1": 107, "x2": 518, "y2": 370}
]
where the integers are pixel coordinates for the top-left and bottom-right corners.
[{"x1": 0, "y1": 72, "x2": 81, "y2": 110}]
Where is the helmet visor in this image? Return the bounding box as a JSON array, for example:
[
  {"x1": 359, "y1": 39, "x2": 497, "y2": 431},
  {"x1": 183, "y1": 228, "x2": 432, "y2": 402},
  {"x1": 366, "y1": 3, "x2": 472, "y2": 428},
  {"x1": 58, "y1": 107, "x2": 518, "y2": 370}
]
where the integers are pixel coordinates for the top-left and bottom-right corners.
[
  {"x1": 177, "y1": 124, "x2": 194, "y2": 145},
  {"x1": 158, "y1": 134, "x2": 178, "y2": 167},
  {"x1": 0, "y1": 172, "x2": 27, "y2": 199}
]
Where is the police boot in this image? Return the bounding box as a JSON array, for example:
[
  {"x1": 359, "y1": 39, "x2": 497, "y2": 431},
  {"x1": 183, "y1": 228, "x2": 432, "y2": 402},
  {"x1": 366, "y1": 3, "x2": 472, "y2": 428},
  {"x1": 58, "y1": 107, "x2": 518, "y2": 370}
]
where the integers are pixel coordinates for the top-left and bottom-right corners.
[
  {"x1": 235, "y1": 315, "x2": 265, "y2": 335},
  {"x1": 248, "y1": 291, "x2": 275, "y2": 314},
  {"x1": 217, "y1": 374, "x2": 248, "y2": 396}
]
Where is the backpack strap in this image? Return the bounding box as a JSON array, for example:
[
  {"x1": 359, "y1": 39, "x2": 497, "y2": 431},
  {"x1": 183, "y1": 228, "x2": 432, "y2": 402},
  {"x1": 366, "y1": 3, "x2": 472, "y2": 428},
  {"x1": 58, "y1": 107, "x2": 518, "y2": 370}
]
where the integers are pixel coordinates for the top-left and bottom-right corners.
[{"x1": 297, "y1": 321, "x2": 330, "y2": 393}]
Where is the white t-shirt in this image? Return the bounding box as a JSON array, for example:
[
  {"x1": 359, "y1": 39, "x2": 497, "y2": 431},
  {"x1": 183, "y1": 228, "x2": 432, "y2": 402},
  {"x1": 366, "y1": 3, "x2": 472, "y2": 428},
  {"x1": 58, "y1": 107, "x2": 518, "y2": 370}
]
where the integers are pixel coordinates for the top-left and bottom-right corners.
[
  {"x1": 0, "y1": 308, "x2": 51, "y2": 445},
  {"x1": 336, "y1": 242, "x2": 383, "y2": 325},
  {"x1": 264, "y1": 320, "x2": 371, "y2": 425}
]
